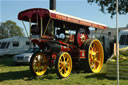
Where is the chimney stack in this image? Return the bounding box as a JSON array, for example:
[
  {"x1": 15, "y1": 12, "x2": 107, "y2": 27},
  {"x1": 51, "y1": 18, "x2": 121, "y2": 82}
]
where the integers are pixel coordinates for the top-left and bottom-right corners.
[{"x1": 50, "y1": 0, "x2": 56, "y2": 10}]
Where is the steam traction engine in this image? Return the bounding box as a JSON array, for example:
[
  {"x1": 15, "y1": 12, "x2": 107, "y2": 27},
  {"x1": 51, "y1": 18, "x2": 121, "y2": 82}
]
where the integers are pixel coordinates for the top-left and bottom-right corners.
[{"x1": 18, "y1": 8, "x2": 107, "y2": 78}]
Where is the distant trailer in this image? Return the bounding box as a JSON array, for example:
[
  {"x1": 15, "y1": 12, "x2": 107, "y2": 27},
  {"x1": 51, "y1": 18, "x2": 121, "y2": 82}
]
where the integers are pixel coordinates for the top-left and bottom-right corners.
[
  {"x1": 119, "y1": 30, "x2": 128, "y2": 48},
  {"x1": 0, "y1": 36, "x2": 32, "y2": 56}
]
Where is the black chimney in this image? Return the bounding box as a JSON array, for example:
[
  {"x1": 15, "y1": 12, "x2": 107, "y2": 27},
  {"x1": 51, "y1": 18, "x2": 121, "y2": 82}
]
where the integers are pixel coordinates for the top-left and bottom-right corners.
[{"x1": 50, "y1": 0, "x2": 56, "y2": 10}]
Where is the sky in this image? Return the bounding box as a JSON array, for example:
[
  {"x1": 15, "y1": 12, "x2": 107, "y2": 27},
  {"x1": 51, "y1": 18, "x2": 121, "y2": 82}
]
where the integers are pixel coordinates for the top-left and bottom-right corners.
[{"x1": 0, "y1": 0, "x2": 128, "y2": 36}]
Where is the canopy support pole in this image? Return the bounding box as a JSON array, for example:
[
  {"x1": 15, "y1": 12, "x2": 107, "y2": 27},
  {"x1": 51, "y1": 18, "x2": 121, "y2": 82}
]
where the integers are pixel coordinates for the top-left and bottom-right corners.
[
  {"x1": 29, "y1": 18, "x2": 31, "y2": 37},
  {"x1": 40, "y1": 17, "x2": 43, "y2": 37},
  {"x1": 22, "y1": 20, "x2": 29, "y2": 37},
  {"x1": 43, "y1": 18, "x2": 51, "y2": 35}
]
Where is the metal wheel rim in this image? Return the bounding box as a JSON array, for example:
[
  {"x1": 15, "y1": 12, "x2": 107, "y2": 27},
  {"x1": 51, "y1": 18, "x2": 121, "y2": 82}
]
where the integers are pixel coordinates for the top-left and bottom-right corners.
[
  {"x1": 88, "y1": 40, "x2": 104, "y2": 73},
  {"x1": 58, "y1": 52, "x2": 72, "y2": 77},
  {"x1": 32, "y1": 53, "x2": 47, "y2": 76}
]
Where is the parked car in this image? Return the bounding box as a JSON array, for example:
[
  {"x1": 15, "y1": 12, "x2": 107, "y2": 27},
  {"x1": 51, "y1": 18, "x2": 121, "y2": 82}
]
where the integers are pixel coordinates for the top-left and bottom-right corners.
[{"x1": 13, "y1": 47, "x2": 40, "y2": 64}]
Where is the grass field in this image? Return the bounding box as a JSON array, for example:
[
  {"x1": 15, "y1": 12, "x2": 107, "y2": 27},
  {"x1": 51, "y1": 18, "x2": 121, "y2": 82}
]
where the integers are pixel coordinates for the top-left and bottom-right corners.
[{"x1": 0, "y1": 56, "x2": 128, "y2": 85}]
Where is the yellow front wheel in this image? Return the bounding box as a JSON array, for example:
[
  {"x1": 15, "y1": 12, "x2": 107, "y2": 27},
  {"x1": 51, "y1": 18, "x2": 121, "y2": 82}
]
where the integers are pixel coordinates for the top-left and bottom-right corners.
[
  {"x1": 55, "y1": 52, "x2": 72, "y2": 78},
  {"x1": 30, "y1": 52, "x2": 48, "y2": 76}
]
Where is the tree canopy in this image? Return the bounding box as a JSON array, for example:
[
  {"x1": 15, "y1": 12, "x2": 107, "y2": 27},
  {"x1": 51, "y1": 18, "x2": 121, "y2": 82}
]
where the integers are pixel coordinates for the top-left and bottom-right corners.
[
  {"x1": 88, "y1": 0, "x2": 128, "y2": 17},
  {"x1": 0, "y1": 20, "x2": 24, "y2": 39}
]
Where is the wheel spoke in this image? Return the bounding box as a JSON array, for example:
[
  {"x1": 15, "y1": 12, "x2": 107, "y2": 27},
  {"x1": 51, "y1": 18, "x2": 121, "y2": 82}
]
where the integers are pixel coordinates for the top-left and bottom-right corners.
[
  {"x1": 95, "y1": 59, "x2": 100, "y2": 64},
  {"x1": 38, "y1": 62, "x2": 45, "y2": 72},
  {"x1": 33, "y1": 61, "x2": 38, "y2": 70},
  {"x1": 92, "y1": 44, "x2": 96, "y2": 48},
  {"x1": 89, "y1": 47, "x2": 97, "y2": 56},
  {"x1": 96, "y1": 51, "x2": 98, "y2": 53},
  {"x1": 59, "y1": 62, "x2": 63, "y2": 67},
  {"x1": 59, "y1": 67, "x2": 64, "y2": 72},
  {"x1": 94, "y1": 61, "x2": 99, "y2": 69},
  {"x1": 89, "y1": 45, "x2": 99, "y2": 70},
  {"x1": 33, "y1": 64, "x2": 37, "y2": 71},
  {"x1": 59, "y1": 58, "x2": 62, "y2": 62},
  {"x1": 63, "y1": 55, "x2": 66, "y2": 62},
  {"x1": 64, "y1": 67, "x2": 67, "y2": 74},
  {"x1": 39, "y1": 65, "x2": 43, "y2": 70},
  {"x1": 89, "y1": 55, "x2": 94, "y2": 61},
  {"x1": 89, "y1": 50, "x2": 92, "y2": 55},
  {"x1": 66, "y1": 63, "x2": 69, "y2": 68},
  {"x1": 35, "y1": 57, "x2": 38, "y2": 62},
  {"x1": 91, "y1": 63, "x2": 95, "y2": 69},
  {"x1": 93, "y1": 65, "x2": 97, "y2": 70},
  {"x1": 91, "y1": 56, "x2": 100, "y2": 70},
  {"x1": 37, "y1": 66, "x2": 40, "y2": 72}
]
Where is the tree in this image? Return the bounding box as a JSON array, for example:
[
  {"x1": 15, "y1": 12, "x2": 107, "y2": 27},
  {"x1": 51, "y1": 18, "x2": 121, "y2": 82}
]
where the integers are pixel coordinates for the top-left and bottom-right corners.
[
  {"x1": 87, "y1": 0, "x2": 128, "y2": 17},
  {"x1": 0, "y1": 20, "x2": 24, "y2": 39}
]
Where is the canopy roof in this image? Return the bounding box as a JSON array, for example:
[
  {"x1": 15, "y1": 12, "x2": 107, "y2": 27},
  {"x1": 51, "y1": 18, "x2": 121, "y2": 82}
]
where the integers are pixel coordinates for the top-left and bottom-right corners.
[{"x1": 18, "y1": 8, "x2": 107, "y2": 30}]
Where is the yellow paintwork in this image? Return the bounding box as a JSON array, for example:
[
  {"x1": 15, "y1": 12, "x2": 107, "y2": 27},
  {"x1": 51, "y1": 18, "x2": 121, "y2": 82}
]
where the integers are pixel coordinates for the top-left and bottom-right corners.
[
  {"x1": 32, "y1": 53, "x2": 47, "y2": 76},
  {"x1": 58, "y1": 52, "x2": 72, "y2": 78},
  {"x1": 88, "y1": 39, "x2": 104, "y2": 73}
]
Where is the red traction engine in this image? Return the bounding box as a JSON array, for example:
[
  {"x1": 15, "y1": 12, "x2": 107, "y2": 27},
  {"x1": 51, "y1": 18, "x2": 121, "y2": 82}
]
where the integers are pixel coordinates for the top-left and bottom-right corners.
[{"x1": 18, "y1": 8, "x2": 107, "y2": 78}]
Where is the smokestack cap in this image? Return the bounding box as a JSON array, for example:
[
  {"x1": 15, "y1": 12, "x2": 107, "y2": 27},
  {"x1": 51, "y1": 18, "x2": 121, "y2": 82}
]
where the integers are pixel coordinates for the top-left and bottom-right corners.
[{"x1": 50, "y1": 0, "x2": 56, "y2": 10}]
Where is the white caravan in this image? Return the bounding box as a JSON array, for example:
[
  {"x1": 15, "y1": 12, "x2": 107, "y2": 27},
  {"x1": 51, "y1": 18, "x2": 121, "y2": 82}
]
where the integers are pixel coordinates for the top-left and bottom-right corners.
[
  {"x1": 119, "y1": 30, "x2": 128, "y2": 48},
  {"x1": 0, "y1": 36, "x2": 32, "y2": 56}
]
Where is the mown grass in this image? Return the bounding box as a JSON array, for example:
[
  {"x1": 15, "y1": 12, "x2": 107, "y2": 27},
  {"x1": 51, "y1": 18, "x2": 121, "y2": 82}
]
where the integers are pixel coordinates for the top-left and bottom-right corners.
[{"x1": 0, "y1": 56, "x2": 128, "y2": 85}]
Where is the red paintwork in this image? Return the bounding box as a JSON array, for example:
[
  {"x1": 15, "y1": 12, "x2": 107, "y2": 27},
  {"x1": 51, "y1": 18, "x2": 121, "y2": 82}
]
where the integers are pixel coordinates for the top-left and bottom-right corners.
[
  {"x1": 77, "y1": 33, "x2": 88, "y2": 47},
  {"x1": 50, "y1": 13, "x2": 107, "y2": 30},
  {"x1": 31, "y1": 39, "x2": 44, "y2": 49},
  {"x1": 30, "y1": 35, "x2": 54, "y2": 48},
  {"x1": 18, "y1": 8, "x2": 49, "y2": 22},
  {"x1": 80, "y1": 50, "x2": 86, "y2": 59},
  {"x1": 18, "y1": 8, "x2": 107, "y2": 30},
  {"x1": 61, "y1": 46, "x2": 71, "y2": 52},
  {"x1": 52, "y1": 53, "x2": 57, "y2": 60},
  {"x1": 31, "y1": 38, "x2": 49, "y2": 49},
  {"x1": 58, "y1": 40, "x2": 69, "y2": 46}
]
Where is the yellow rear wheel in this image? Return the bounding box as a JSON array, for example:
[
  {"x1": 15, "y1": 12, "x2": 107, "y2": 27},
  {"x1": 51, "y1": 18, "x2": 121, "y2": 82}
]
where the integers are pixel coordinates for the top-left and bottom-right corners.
[
  {"x1": 82, "y1": 39, "x2": 104, "y2": 73},
  {"x1": 30, "y1": 52, "x2": 48, "y2": 76},
  {"x1": 55, "y1": 52, "x2": 72, "y2": 78}
]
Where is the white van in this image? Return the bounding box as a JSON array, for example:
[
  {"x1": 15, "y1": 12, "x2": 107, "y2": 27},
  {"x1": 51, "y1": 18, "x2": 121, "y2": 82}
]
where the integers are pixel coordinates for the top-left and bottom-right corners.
[
  {"x1": 0, "y1": 36, "x2": 32, "y2": 56},
  {"x1": 119, "y1": 30, "x2": 128, "y2": 48}
]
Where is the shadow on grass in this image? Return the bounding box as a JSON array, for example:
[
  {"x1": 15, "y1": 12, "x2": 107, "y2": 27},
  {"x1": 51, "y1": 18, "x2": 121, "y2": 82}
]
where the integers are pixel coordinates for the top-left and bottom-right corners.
[
  {"x1": 85, "y1": 73, "x2": 117, "y2": 80},
  {"x1": 30, "y1": 69, "x2": 59, "y2": 80},
  {"x1": 0, "y1": 57, "x2": 59, "y2": 81},
  {"x1": 0, "y1": 70, "x2": 34, "y2": 82},
  {"x1": 0, "y1": 56, "x2": 15, "y2": 66},
  {"x1": 0, "y1": 56, "x2": 29, "y2": 66},
  {"x1": 0, "y1": 69, "x2": 59, "y2": 82}
]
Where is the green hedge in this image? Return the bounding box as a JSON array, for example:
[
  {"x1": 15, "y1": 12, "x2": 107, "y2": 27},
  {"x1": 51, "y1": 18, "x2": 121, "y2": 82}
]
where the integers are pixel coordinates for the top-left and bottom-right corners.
[{"x1": 106, "y1": 48, "x2": 128, "y2": 79}]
